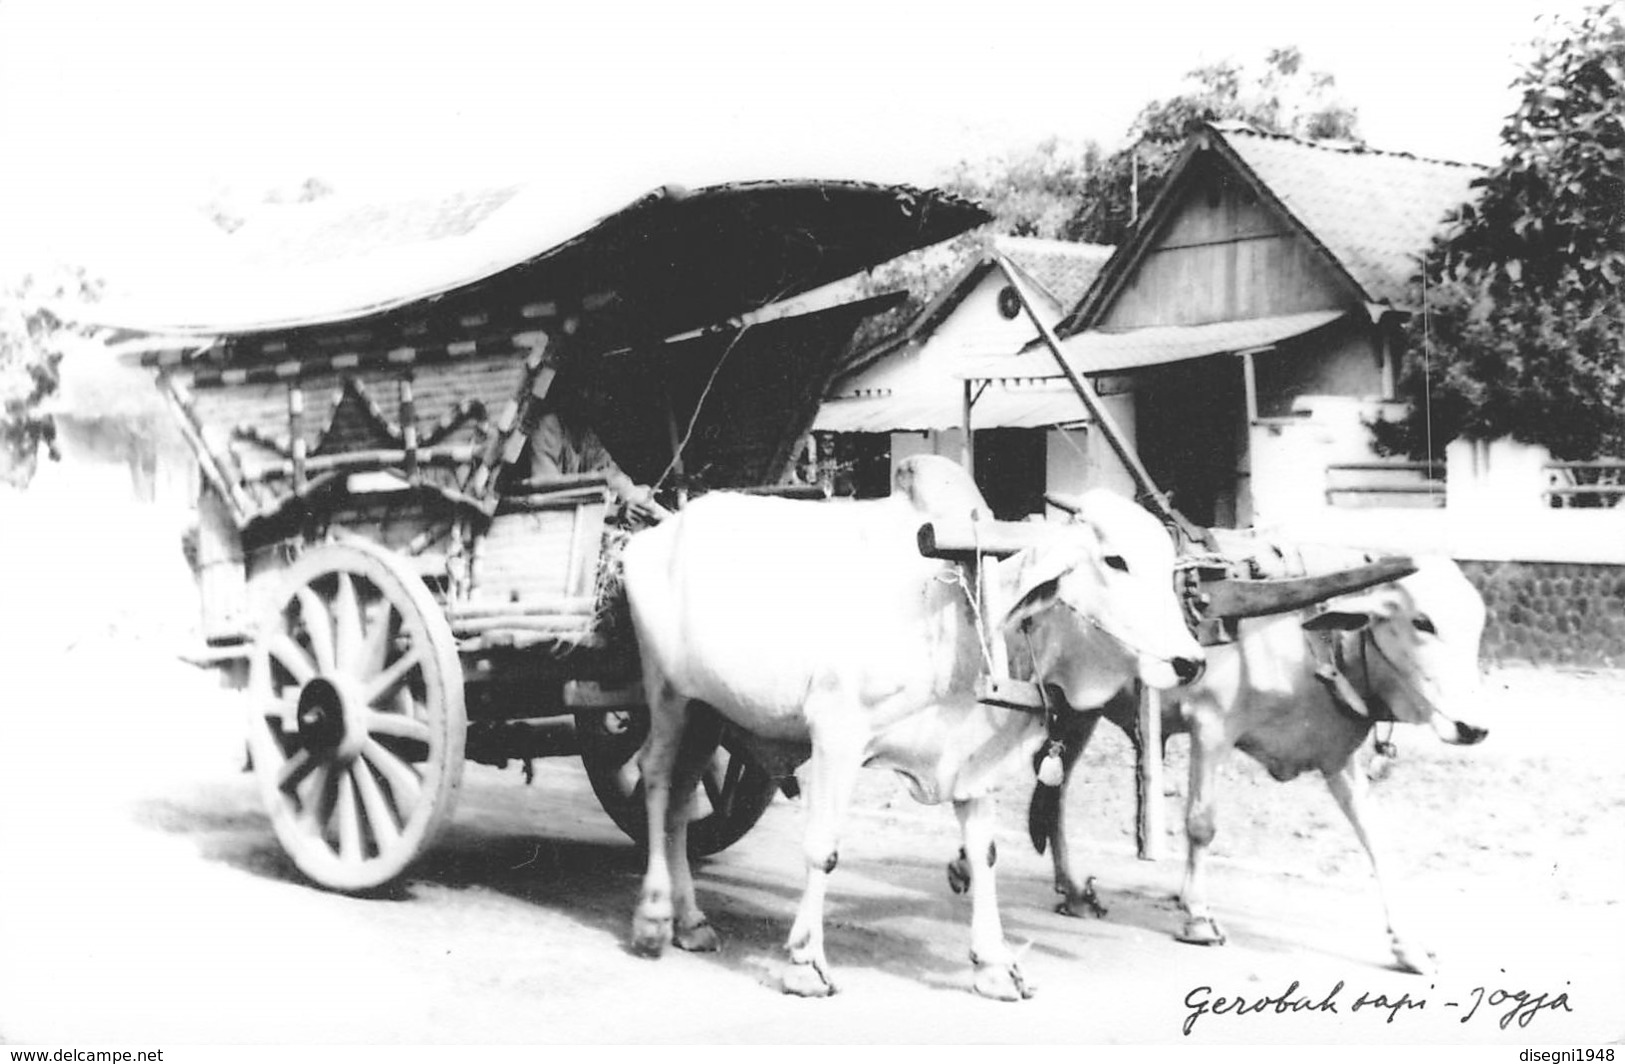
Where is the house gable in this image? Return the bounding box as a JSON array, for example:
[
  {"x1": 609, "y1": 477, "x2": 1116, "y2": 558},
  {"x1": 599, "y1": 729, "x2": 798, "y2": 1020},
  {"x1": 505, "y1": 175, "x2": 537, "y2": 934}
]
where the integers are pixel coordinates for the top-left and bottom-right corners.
[
  {"x1": 1095, "y1": 147, "x2": 1361, "y2": 331},
  {"x1": 929, "y1": 257, "x2": 1064, "y2": 360},
  {"x1": 1065, "y1": 124, "x2": 1486, "y2": 334}
]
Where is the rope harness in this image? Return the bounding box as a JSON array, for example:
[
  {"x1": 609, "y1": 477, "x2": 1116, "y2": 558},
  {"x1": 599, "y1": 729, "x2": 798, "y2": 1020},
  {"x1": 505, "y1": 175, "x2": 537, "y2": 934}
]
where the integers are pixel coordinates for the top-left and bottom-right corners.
[
  {"x1": 1304, "y1": 622, "x2": 1398, "y2": 764},
  {"x1": 935, "y1": 546, "x2": 1069, "y2": 785}
]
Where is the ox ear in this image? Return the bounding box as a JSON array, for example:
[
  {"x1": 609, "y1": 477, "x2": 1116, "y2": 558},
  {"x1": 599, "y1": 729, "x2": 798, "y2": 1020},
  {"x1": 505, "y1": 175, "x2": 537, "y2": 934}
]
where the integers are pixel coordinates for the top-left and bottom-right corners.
[
  {"x1": 1001, "y1": 539, "x2": 1094, "y2": 629},
  {"x1": 1303, "y1": 587, "x2": 1399, "y2": 632},
  {"x1": 1004, "y1": 575, "x2": 1063, "y2": 629},
  {"x1": 1302, "y1": 609, "x2": 1373, "y2": 632}
]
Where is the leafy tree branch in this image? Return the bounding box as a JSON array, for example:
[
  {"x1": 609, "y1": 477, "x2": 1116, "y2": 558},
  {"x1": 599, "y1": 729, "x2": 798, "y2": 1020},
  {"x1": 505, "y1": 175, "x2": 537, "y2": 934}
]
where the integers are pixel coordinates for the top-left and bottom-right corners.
[{"x1": 1376, "y1": 2, "x2": 1625, "y2": 462}]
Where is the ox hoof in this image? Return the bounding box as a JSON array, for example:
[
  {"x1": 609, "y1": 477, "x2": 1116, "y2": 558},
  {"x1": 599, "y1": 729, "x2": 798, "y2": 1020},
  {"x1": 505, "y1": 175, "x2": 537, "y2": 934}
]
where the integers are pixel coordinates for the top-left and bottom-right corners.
[
  {"x1": 674, "y1": 919, "x2": 721, "y2": 953},
  {"x1": 631, "y1": 911, "x2": 673, "y2": 957},
  {"x1": 1391, "y1": 938, "x2": 1438, "y2": 977},
  {"x1": 1176, "y1": 915, "x2": 1227, "y2": 947},
  {"x1": 947, "y1": 856, "x2": 971, "y2": 896},
  {"x1": 1054, "y1": 877, "x2": 1107, "y2": 919},
  {"x1": 781, "y1": 960, "x2": 837, "y2": 998},
  {"x1": 972, "y1": 961, "x2": 1036, "y2": 1002}
]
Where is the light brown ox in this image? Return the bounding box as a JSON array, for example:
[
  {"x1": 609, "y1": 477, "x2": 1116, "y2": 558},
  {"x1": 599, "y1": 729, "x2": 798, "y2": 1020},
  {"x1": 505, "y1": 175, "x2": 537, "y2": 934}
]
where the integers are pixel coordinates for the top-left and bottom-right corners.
[
  {"x1": 1006, "y1": 553, "x2": 1488, "y2": 976},
  {"x1": 621, "y1": 455, "x2": 1204, "y2": 1000}
]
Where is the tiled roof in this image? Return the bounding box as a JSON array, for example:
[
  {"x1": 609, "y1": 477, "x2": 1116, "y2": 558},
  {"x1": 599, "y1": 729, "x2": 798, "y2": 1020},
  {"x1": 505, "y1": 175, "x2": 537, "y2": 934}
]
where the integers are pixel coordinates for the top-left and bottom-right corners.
[
  {"x1": 1213, "y1": 122, "x2": 1487, "y2": 306},
  {"x1": 961, "y1": 309, "x2": 1349, "y2": 378},
  {"x1": 852, "y1": 235, "x2": 1112, "y2": 363},
  {"x1": 996, "y1": 236, "x2": 1113, "y2": 310}
]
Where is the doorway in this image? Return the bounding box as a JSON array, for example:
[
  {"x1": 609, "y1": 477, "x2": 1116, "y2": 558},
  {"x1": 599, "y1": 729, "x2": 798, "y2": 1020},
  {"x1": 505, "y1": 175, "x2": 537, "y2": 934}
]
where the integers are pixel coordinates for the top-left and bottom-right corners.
[
  {"x1": 1132, "y1": 358, "x2": 1244, "y2": 528},
  {"x1": 973, "y1": 428, "x2": 1046, "y2": 521}
]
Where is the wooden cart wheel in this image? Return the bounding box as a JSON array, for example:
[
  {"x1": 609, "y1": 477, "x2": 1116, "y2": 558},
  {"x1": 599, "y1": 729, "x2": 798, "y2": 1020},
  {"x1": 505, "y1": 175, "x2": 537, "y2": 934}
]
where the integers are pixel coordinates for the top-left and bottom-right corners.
[
  {"x1": 575, "y1": 708, "x2": 777, "y2": 856},
  {"x1": 244, "y1": 540, "x2": 466, "y2": 891}
]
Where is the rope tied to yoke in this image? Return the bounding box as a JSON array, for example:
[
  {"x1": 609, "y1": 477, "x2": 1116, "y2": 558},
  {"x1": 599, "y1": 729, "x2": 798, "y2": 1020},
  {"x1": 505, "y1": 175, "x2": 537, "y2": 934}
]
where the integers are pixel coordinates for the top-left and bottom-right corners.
[{"x1": 934, "y1": 514, "x2": 1000, "y2": 675}]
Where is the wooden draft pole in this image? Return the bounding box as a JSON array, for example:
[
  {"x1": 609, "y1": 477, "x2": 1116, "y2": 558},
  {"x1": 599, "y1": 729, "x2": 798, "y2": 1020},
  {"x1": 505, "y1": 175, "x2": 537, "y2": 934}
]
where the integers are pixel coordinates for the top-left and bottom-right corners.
[
  {"x1": 1136, "y1": 687, "x2": 1164, "y2": 860},
  {"x1": 990, "y1": 253, "x2": 1201, "y2": 542},
  {"x1": 992, "y1": 254, "x2": 1175, "y2": 860}
]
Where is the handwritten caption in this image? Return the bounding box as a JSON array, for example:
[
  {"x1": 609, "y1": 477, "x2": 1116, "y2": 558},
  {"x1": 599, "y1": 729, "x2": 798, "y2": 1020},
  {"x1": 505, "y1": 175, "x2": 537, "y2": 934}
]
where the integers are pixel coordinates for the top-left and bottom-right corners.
[{"x1": 1181, "y1": 975, "x2": 1571, "y2": 1036}]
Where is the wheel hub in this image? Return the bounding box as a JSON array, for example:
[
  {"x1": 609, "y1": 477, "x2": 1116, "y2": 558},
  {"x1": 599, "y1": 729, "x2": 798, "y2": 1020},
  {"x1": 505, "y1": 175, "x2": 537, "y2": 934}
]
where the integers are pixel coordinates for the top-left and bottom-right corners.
[{"x1": 295, "y1": 675, "x2": 368, "y2": 762}]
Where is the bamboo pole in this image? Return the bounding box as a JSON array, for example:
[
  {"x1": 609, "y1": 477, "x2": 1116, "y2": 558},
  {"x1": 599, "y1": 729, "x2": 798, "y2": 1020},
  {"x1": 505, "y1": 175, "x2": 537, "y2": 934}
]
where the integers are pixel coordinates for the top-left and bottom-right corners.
[
  {"x1": 288, "y1": 384, "x2": 307, "y2": 496},
  {"x1": 246, "y1": 445, "x2": 479, "y2": 482},
  {"x1": 158, "y1": 374, "x2": 252, "y2": 526},
  {"x1": 400, "y1": 374, "x2": 419, "y2": 482},
  {"x1": 450, "y1": 614, "x2": 595, "y2": 635},
  {"x1": 448, "y1": 597, "x2": 597, "y2": 619}
]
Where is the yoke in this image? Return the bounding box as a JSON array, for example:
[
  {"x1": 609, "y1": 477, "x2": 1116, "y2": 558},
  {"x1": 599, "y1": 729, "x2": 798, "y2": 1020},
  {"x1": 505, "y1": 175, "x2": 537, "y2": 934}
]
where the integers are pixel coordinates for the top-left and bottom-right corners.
[{"x1": 915, "y1": 518, "x2": 1418, "y2": 712}]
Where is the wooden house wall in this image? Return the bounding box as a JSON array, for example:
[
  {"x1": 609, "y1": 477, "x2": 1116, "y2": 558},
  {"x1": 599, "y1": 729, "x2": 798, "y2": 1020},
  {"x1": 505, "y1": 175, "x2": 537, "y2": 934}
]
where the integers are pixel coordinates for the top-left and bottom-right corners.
[
  {"x1": 1253, "y1": 316, "x2": 1386, "y2": 418},
  {"x1": 1099, "y1": 162, "x2": 1353, "y2": 330}
]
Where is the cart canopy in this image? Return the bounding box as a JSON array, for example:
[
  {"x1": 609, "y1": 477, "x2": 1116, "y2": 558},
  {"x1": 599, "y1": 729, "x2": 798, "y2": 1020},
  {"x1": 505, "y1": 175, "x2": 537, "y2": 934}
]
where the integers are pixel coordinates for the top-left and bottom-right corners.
[{"x1": 87, "y1": 179, "x2": 988, "y2": 346}]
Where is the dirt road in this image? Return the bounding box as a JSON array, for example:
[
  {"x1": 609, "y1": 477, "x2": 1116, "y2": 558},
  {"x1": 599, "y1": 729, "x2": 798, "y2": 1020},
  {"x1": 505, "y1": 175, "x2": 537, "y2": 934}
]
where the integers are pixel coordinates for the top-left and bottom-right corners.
[{"x1": 1, "y1": 628, "x2": 1620, "y2": 1045}]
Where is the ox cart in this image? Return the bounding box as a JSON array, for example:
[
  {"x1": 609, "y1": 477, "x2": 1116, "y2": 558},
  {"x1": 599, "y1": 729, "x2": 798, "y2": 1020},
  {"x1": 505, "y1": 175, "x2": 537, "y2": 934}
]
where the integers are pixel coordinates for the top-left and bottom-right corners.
[{"x1": 124, "y1": 180, "x2": 991, "y2": 891}]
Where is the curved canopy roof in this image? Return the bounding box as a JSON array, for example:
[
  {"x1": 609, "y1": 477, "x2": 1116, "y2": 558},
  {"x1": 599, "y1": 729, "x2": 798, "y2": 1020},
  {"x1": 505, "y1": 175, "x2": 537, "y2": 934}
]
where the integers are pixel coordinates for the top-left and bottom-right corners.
[{"x1": 88, "y1": 179, "x2": 989, "y2": 344}]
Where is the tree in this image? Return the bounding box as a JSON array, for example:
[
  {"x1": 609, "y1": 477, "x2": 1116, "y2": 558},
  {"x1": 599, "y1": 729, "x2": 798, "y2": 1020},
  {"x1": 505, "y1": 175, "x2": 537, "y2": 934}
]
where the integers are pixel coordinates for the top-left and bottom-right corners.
[
  {"x1": 842, "y1": 233, "x2": 981, "y2": 356},
  {"x1": 0, "y1": 270, "x2": 101, "y2": 488},
  {"x1": 1064, "y1": 47, "x2": 1362, "y2": 246},
  {"x1": 942, "y1": 137, "x2": 1100, "y2": 240},
  {"x1": 1374, "y1": 3, "x2": 1625, "y2": 463}
]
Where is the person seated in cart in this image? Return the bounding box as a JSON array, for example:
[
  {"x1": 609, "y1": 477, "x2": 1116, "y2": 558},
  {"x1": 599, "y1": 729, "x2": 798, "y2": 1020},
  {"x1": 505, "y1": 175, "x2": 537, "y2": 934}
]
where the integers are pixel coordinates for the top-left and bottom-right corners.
[{"x1": 529, "y1": 403, "x2": 667, "y2": 525}]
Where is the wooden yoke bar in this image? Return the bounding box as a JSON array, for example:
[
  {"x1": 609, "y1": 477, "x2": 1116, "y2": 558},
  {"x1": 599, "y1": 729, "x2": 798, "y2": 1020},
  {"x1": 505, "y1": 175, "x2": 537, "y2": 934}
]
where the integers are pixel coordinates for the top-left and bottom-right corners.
[
  {"x1": 1196, "y1": 556, "x2": 1418, "y2": 621},
  {"x1": 917, "y1": 518, "x2": 1054, "y2": 562}
]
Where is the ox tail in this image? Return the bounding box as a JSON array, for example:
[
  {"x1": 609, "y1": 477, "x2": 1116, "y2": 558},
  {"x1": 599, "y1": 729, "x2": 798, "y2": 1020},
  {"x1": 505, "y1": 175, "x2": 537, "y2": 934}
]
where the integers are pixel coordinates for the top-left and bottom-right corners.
[{"x1": 1028, "y1": 780, "x2": 1061, "y2": 855}]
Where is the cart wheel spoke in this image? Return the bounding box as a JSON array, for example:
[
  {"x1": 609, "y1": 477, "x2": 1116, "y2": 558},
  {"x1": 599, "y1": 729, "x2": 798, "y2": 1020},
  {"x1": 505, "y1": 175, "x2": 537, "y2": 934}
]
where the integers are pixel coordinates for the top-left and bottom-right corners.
[
  {"x1": 699, "y1": 765, "x2": 723, "y2": 813},
  {"x1": 266, "y1": 634, "x2": 316, "y2": 687},
  {"x1": 366, "y1": 711, "x2": 432, "y2": 747},
  {"x1": 296, "y1": 763, "x2": 334, "y2": 838},
  {"x1": 295, "y1": 586, "x2": 336, "y2": 674},
  {"x1": 334, "y1": 773, "x2": 362, "y2": 863},
  {"x1": 359, "y1": 602, "x2": 394, "y2": 679},
  {"x1": 577, "y1": 710, "x2": 777, "y2": 857},
  {"x1": 362, "y1": 738, "x2": 423, "y2": 810},
  {"x1": 276, "y1": 747, "x2": 319, "y2": 794},
  {"x1": 715, "y1": 750, "x2": 746, "y2": 819},
  {"x1": 245, "y1": 701, "x2": 282, "y2": 761},
  {"x1": 363, "y1": 648, "x2": 424, "y2": 707},
  {"x1": 332, "y1": 572, "x2": 364, "y2": 675},
  {"x1": 351, "y1": 761, "x2": 401, "y2": 851}
]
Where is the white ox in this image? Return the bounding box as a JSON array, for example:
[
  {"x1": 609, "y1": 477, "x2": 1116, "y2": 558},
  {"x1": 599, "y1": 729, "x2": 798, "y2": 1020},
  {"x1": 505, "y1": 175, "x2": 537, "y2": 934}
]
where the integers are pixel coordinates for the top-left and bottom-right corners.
[
  {"x1": 622, "y1": 455, "x2": 1203, "y2": 1000},
  {"x1": 1018, "y1": 554, "x2": 1488, "y2": 975}
]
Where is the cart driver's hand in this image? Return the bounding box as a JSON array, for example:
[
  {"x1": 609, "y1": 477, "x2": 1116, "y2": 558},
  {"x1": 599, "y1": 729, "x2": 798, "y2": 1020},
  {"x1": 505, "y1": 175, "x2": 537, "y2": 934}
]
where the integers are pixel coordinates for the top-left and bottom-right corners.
[{"x1": 624, "y1": 485, "x2": 670, "y2": 524}]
